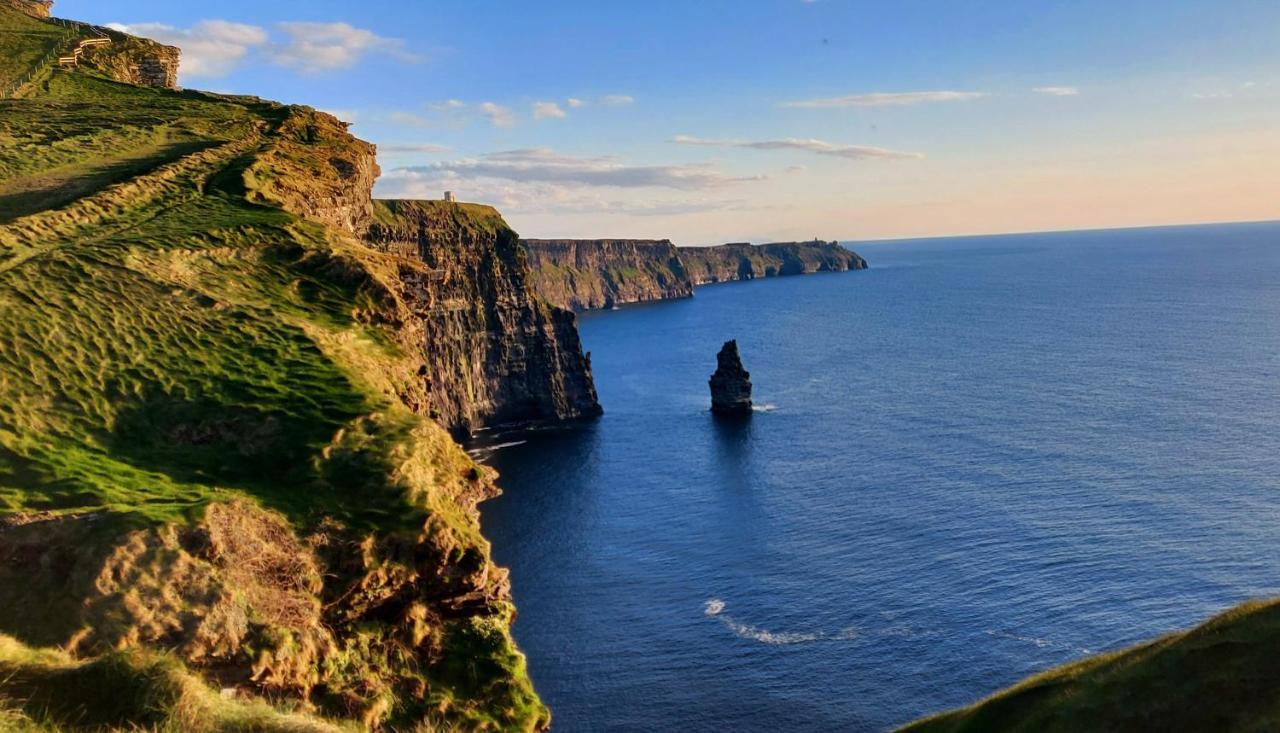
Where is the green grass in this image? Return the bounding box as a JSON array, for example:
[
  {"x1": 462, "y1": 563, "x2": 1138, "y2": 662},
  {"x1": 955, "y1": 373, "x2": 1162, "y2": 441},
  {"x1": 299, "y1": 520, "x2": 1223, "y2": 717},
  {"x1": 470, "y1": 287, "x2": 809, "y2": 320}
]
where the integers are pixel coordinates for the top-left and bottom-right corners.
[
  {"x1": 0, "y1": 3, "x2": 72, "y2": 92},
  {"x1": 0, "y1": 633, "x2": 355, "y2": 732},
  {"x1": 901, "y1": 599, "x2": 1280, "y2": 733},
  {"x1": 0, "y1": 11, "x2": 551, "y2": 729},
  {"x1": 0, "y1": 69, "x2": 424, "y2": 531}
]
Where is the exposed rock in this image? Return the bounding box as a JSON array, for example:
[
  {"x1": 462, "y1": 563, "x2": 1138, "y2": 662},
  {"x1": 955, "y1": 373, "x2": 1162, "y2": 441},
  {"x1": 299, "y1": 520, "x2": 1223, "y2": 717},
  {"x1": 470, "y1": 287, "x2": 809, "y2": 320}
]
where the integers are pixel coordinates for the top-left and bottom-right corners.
[
  {"x1": 80, "y1": 28, "x2": 181, "y2": 90},
  {"x1": 709, "y1": 340, "x2": 753, "y2": 417},
  {"x1": 522, "y1": 238, "x2": 867, "y2": 311},
  {"x1": 7, "y1": 0, "x2": 51, "y2": 18},
  {"x1": 245, "y1": 107, "x2": 379, "y2": 236},
  {"x1": 523, "y1": 238, "x2": 693, "y2": 311},
  {"x1": 682, "y1": 240, "x2": 867, "y2": 285},
  {"x1": 364, "y1": 200, "x2": 603, "y2": 436}
]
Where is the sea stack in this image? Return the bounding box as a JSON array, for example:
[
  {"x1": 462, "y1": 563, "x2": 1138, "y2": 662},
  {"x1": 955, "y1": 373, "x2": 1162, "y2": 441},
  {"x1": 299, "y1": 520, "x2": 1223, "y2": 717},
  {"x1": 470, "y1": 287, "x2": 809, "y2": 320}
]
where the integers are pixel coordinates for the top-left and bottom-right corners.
[{"x1": 709, "y1": 340, "x2": 753, "y2": 416}]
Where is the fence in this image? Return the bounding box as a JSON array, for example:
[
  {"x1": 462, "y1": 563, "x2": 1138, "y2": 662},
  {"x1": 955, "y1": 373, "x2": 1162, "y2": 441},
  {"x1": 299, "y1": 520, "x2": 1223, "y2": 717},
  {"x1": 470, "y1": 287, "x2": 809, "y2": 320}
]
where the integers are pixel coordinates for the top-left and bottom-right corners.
[{"x1": 0, "y1": 17, "x2": 110, "y2": 99}]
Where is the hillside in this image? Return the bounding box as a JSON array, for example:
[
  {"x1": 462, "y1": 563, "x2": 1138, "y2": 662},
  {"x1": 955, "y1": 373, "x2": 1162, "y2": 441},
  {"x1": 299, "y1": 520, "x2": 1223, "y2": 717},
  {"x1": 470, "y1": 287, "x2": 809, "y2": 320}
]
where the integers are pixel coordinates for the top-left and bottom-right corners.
[
  {"x1": 0, "y1": 3, "x2": 592, "y2": 729},
  {"x1": 522, "y1": 238, "x2": 867, "y2": 312},
  {"x1": 901, "y1": 599, "x2": 1280, "y2": 733}
]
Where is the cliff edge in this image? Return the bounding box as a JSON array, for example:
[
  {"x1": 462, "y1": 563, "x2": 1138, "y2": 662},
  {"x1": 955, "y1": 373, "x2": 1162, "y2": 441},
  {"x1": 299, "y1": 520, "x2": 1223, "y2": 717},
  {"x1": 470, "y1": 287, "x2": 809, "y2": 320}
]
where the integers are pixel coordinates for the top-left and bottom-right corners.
[
  {"x1": 0, "y1": 4, "x2": 582, "y2": 729},
  {"x1": 523, "y1": 238, "x2": 868, "y2": 312},
  {"x1": 523, "y1": 238, "x2": 693, "y2": 311}
]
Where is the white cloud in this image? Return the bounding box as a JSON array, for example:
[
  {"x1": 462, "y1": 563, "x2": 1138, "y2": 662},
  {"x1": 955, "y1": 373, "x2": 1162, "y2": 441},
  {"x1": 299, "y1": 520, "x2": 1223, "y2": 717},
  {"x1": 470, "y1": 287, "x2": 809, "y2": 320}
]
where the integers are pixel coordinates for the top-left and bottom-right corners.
[
  {"x1": 378, "y1": 143, "x2": 451, "y2": 154},
  {"x1": 533, "y1": 101, "x2": 568, "y2": 120},
  {"x1": 479, "y1": 102, "x2": 516, "y2": 127},
  {"x1": 601, "y1": 94, "x2": 635, "y2": 106},
  {"x1": 567, "y1": 97, "x2": 586, "y2": 108},
  {"x1": 387, "y1": 148, "x2": 763, "y2": 190},
  {"x1": 1033, "y1": 86, "x2": 1080, "y2": 96},
  {"x1": 109, "y1": 19, "x2": 414, "y2": 77},
  {"x1": 321, "y1": 108, "x2": 360, "y2": 123},
  {"x1": 270, "y1": 21, "x2": 416, "y2": 72},
  {"x1": 783, "y1": 90, "x2": 989, "y2": 108},
  {"x1": 108, "y1": 20, "x2": 267, "y2": 78},
  {"x1": 673, "y1": 135, "x2": 924, "y2": 160}
]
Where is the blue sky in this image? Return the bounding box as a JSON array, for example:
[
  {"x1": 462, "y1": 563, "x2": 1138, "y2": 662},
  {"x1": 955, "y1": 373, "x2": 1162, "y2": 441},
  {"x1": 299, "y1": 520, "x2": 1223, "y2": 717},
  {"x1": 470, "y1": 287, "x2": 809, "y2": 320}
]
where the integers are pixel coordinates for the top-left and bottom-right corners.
[{"x1": 60, "y1": 0, "x2": 1280, "y2": 243}]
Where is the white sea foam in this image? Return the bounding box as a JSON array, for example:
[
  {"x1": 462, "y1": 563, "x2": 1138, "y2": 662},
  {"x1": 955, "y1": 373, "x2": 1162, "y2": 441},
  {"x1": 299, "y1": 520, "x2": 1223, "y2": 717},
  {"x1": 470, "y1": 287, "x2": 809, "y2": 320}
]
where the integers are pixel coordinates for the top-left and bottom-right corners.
[
  {"x1": 703, "y1": 599, "x2": 856, "y2": 645},
  {"x1": 984, "y1": 629, "x2": 1090, "y2": 653},
  {"x1": 752, "y1": 403, "x2": 778, "y2": 413},
  {"x1": 724, "y1": 619, "x2": 820, "y2": 645},
  {"x1": 467, "y1": 440, "x2": 529, "y2": 457}
]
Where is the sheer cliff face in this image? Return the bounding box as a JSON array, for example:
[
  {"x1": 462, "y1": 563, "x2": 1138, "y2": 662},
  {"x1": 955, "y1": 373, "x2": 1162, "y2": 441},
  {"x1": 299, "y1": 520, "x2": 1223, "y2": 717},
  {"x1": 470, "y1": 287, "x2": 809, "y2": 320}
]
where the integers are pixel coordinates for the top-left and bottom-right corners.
[
  {"x1": 523, "y1": 239, "x2": 694, "y2": 311},
  {"x1": 523, "y1": 238, "x2": 868, "y2": 311},
  {"x1": 681, "y1": 241, "x2": 868, "y2": 284},
  {"x1": 366, "y1": 202, "x2": 602, "y2": 436}
]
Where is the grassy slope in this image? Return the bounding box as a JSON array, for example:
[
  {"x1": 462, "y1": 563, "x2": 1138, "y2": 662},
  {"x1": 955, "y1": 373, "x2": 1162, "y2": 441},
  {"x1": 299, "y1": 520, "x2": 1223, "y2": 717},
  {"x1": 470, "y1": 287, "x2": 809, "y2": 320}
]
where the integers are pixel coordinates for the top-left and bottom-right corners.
[
  {"x1": 0, "y1": 634, "x2": 354, "y2": 732},
  {"x1": 1, "y1": 8, "x2": 546, "y2": 730},
  {"x1": 0, "y1": 69, "x2": 403, "y2": 531},
  {"x1": 0, "y1": 3, "x2": 70, "y2": 91},
  {"x1": 902, "y1": 599, "x2": 1280, "y2": 733}
]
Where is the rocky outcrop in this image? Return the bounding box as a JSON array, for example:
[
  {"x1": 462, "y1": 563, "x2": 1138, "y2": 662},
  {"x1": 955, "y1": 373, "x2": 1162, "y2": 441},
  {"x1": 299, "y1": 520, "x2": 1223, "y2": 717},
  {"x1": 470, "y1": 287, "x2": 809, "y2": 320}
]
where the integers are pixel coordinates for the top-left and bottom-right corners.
[
  {"x1": 80, "y1": 28, "x2": 180, "y2": 89},
  {"x1": 709, "y1": 340, "x2": 752, "y2": 416},
  {"x1": 6, "y1": 0, "x2": 51, "y2": 18},
  {"x1": 523, "y1": 239, "x2": 693, "y2": 311},
  {"x1": 681, "y1": 240, "x2": 867, "y2": 285},
  {"x1": 246, "y1": 106, "x2": 379, "y2": 236},
  {"x1": 365, "y1": 200, "x2": 602, "y2": 437},
  {"x1": 522, "y1": 238, "x2": 867, "y2": 311}
]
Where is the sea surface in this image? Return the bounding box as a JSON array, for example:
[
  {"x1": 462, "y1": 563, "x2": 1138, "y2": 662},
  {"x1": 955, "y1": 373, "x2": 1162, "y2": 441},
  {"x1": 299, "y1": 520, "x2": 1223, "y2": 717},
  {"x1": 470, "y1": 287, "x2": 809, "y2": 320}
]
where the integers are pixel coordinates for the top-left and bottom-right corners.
[{"x1": 479, "y1": 221, "x2": 1280, "y2": 732}]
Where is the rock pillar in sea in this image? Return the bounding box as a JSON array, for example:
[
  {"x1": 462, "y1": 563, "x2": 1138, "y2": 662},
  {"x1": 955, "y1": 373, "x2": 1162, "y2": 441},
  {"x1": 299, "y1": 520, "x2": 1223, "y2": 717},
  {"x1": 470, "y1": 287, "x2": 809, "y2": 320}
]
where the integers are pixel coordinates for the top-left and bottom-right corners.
[{"x1": 709, "y1": 340, "x2": 753, "y2": 416}]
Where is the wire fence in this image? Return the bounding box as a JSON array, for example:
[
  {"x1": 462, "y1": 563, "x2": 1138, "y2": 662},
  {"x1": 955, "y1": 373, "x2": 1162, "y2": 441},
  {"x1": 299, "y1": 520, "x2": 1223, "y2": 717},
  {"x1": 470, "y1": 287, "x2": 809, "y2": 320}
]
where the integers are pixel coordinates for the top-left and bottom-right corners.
[{"x1": 1, "y1": 16, "x2": 110, "y2": 99}]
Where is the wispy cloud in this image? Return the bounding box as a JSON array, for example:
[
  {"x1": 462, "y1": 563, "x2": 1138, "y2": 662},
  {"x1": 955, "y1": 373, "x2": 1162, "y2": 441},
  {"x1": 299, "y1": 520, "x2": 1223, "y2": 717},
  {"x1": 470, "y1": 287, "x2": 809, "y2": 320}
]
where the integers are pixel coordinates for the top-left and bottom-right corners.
[
  {"x1": 533, "y1": 101, "x2": 568, "y2": 120},
  {"x1": 107, "y1": 20, "x2": 267, "y2": 78},
  {"x1": 673, "y1": 135, "x2": 924, "y2": 160},
  {"x1": 601, "y1": 94, "x2": 636, "y2": 106},
  {"x1": 1033, "y1": 86, "x2": 1080, "y2": 96},
  {"x1": 271, "y1": 21, "x2": 417, "y2": 72},
  {"x1": 378, "y1": 143, "x2": 451, "y2": 154},
  {"x1": 566, "y1": 97, "x2": 586, "y2": 108},
  {"x1": 387, "y1": 148, "x2": 762, "y2": 190},
  {"x1": 783, "y1": 90, "x2": 988, "y2": 108},
  {"x1": 479, "y1": 102, "x2": 516, "y2": 127},
  {"x1": 375, "y1": 174, "x2": 745, "y2": 217},
  {"x1": 108, "y1": 19, "x2": 413, "y2": 77}
]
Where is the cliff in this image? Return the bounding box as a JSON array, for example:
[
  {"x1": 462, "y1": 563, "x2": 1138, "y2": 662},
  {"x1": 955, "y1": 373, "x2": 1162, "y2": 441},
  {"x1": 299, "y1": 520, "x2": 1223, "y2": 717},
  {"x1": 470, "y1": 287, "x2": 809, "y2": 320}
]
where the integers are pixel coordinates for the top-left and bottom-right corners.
[
  {"x1": 522, "y1": 238, "x2": 868, "y2": 311},
  {"x1": 0, "y1": 4, "x2": 577, "y2": 728},
  {"x1": 523, "y1": 238, "x2": 693, "y2": 311},
  {"x1": 366, "y1": 201, "x2": 602, "y2": 437},
  {"x1": 681, "y1": 240, "x2": 868, "y2": 285}
]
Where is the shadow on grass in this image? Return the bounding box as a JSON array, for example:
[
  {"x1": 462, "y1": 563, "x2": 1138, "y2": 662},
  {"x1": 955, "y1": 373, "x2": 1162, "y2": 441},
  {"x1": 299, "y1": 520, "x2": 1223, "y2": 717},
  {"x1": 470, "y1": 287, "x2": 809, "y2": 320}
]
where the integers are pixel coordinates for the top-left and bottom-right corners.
[{"x1": 0, "y1": 139, "x2": 221, "y2": 223}]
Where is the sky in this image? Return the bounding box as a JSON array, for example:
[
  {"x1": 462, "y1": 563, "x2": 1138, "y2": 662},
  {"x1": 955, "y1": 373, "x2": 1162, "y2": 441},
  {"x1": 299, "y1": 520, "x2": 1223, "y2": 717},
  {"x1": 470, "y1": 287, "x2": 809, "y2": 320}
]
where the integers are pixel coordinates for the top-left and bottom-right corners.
[{"x1": 59, "y1": 0, "x2": 1280, "y2": 244}]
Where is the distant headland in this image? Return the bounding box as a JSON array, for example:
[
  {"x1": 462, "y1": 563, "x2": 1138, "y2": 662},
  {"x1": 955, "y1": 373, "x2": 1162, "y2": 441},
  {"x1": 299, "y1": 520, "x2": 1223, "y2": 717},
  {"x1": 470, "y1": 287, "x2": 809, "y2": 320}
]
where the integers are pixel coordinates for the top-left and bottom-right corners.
[{"x1": 523, "y1": 238, "x2": 868, "y2": 312}]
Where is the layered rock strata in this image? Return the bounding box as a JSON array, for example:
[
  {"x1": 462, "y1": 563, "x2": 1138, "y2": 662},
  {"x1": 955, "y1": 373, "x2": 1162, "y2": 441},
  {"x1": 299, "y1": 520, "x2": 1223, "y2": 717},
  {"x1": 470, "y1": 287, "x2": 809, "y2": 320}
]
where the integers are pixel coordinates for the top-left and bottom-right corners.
[
  {"x1": 523, "y1": 238, "x2": 693, "y2": 311},
  {"x1": 681, "y1": 240, "x2": 867, "y2": 285},
  {"x1": 522, "y1": 238, "x2": 867, "y2": 311},
  {"x1": 365, "y1": 201, "x2": 603, "y2": 437}
]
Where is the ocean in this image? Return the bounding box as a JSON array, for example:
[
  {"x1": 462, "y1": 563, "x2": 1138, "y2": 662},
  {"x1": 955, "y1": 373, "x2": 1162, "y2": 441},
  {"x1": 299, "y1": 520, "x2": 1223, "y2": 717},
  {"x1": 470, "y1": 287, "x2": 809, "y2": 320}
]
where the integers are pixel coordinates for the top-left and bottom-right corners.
[{"x1": 479, "y1": 221, "x2": 1280, "y2": 731}]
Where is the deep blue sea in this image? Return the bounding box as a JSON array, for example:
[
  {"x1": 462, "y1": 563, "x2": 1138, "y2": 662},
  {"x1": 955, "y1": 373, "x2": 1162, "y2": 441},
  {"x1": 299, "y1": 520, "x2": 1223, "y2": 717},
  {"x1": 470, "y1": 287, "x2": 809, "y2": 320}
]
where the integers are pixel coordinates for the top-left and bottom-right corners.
[{"x1": 480, "y1": 221, "x2": 1280, "y2": 732}]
